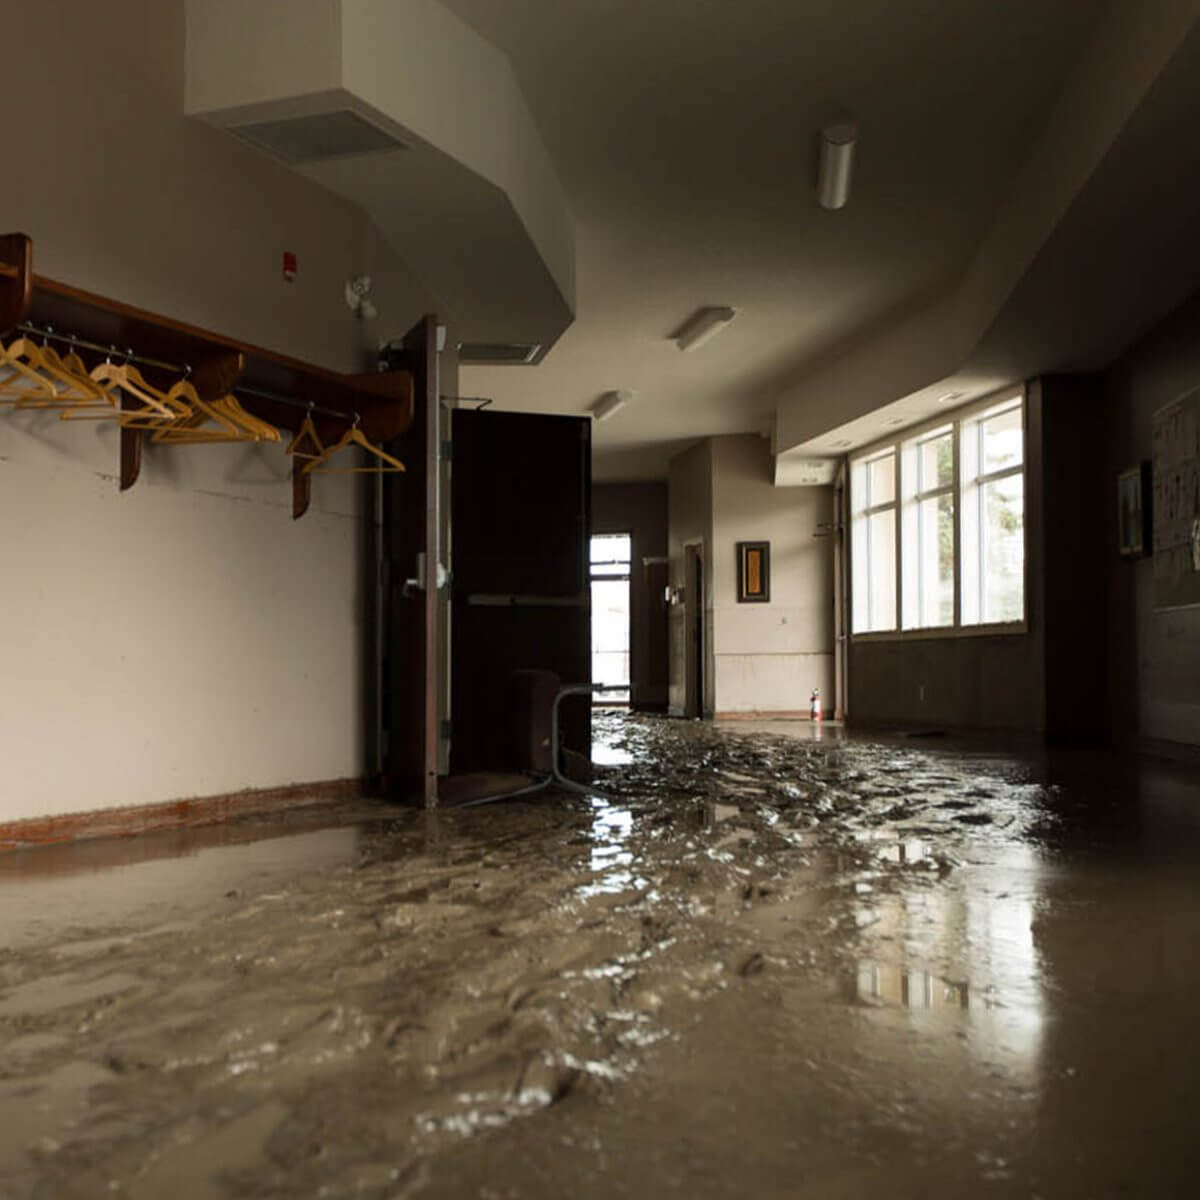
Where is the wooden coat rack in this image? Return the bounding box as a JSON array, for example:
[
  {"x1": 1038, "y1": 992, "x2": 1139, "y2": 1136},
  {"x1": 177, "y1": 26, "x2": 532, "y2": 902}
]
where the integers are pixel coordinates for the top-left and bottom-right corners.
[{"x1": 0, "y1": 232, "x2": 415, "y2": 518}]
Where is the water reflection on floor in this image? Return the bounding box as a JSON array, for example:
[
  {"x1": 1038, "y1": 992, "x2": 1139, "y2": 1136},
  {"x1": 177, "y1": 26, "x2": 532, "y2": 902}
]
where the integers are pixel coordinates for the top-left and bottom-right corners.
[{"x1": 1, "y1": 715, "x2": 1198, "y2": 1198}]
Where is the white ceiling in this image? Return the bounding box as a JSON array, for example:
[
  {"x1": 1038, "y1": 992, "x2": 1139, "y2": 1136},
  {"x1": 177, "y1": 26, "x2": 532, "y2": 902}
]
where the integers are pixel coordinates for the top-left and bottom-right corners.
[{"x1": 439, "y1": 0, "x2": 1113, "y2": 479}]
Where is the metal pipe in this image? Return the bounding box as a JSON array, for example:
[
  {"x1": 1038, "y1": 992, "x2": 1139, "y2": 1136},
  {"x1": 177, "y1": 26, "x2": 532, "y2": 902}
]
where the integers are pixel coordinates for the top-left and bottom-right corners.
[
  {"x1": 14, "y1": 323, "x2": 184, "y2": 375},
  {"x1": 11, "y1": 322, "x2": 363, "y2": 424}
]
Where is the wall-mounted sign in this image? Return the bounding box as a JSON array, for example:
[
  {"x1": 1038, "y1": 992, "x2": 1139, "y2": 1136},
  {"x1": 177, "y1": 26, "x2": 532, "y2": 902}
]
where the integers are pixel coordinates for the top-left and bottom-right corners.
[
  {"x1": 1117, "y1": 462, "x2": 1151, "y2": 559},
  {"x1": 1152, "y1": 389, "x2": 1200, "y2": 608},
  {"x1": 737, "y1": 541, "x2": 771, "y2": 603}
]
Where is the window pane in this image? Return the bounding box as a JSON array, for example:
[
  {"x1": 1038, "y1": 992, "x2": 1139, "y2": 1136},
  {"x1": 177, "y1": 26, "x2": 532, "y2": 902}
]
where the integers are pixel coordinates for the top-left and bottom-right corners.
[
  {"x1": 982, "y1": 474, "x2": 1024, "y2": 622},
  {"x1": 851, "y1": 461, "x2": 867, "y2": 513},
  {"x1": 920, "y1": 432, "x2": 953, "y2": 492},
  {"x1": 982, "y1": 405, "x2": 1022, "y2": 474},
  {"x1": 868, "y1": 453, "x2": 895, "y2": 506},
  {"x1": 869, "y1": 508, "x2": 897, "y2": 630},
  {"x1": 591, "y1": 534, "x2": 631, "y2": 565},
  {"x1": 591, "y1": 578, "x2": 630, "y2": 690},
  {"x1": 920, "y1": 493, "x2": 955, "y2": 626},
  {"x1": 852, "y1": 508, "x2": 897, "y2": 633}
]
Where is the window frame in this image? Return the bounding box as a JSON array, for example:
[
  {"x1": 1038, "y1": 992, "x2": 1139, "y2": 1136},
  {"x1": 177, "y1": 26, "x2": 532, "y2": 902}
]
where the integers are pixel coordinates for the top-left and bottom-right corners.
[
  {"x1": 901, "y1": 423, "x2": 957, "y2": 631},
  {"x1": 850, "y1": 446, "x2": 900, "y2": 634},
  {"x1": 849, "y1": 386, "x2": 1028, "y2": 643}
]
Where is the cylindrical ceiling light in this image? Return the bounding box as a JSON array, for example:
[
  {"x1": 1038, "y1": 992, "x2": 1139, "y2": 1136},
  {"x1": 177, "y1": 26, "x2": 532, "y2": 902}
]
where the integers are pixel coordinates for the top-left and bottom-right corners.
[
  {"x1": 591, "y1": 389, "x2": 633, "y2": 422},
  {"x1": 675, "y1": 306, "x2": 738, "y2": 352},
  {"x1": 817, "y1": 122, "x2": 857, "y2": 210}
]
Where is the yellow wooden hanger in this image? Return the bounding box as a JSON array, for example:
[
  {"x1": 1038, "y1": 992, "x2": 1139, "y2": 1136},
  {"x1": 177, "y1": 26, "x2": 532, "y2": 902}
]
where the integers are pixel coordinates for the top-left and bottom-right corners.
[
  {"x1": 0, "y1": 337, "x2": 56, "y2": 404},
  {"x1": 10, "y1": 339, "x2": 110, "y2": 409},
  {"x1": 214, "y1": 394, "x2": 281, "y2": 442},
  {"x1": 304, "y1": 414, "x2": 406, "y2": 474},
  {"x1": 150, "y1": 379, "x2": 248, "y2": 443},
  {"x1": 56, "y1": 347, "x2": 124, "y2": 420},
  {"x1": 284, "y1": 406, "x2": 326, "y2": 460},
  {"x1": 88, "y1": 362, "x2": 190, "y2": 427}
]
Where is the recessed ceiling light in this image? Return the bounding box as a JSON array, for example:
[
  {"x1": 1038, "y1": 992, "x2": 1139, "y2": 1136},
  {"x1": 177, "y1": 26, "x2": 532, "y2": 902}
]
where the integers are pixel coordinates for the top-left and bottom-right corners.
[
  {"x1": 831, "y1": 439, "x2": 852, "y2": 448},
  {"x1": 675, "y1": 307, "x2": 737, "y2": 352},
  {"x1": 884, "y1": 417, "x2": 905, "y2": 427},
  {"x1": 936, "y1": 391, "x2": 964, "y2": 405}
]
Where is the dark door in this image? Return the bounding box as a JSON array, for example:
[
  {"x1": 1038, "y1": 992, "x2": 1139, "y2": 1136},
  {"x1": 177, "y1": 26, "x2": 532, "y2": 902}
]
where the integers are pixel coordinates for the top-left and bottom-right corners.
[
  {"x1": 450, "y1": 409, "x2": 591, "y2": 773},
  {"x1": 380, "y1": 316, "x2": 441, "y2": 806}
]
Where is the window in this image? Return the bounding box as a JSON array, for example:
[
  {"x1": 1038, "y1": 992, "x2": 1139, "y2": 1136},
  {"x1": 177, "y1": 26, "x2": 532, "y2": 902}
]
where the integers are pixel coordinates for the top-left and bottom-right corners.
[
  {"x1": 901, "y1": 426, "x2": 955, "y2": 629},
  {"x1": 851, "y1": 449, "x2": 897, "y2": 633},
  {"x1": 960, "y1": 397, "x2": 1024, "y2": 626},
  {"x1": 850, "y1": 391, "x2": 1026, "y2": 636}
]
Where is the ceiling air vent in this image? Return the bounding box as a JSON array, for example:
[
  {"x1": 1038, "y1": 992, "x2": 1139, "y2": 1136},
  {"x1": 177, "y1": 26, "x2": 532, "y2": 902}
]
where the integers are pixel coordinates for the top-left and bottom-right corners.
[
  {"x1": 457, "y1": 342, "x2": 542, "y2": 365},
  {"x1": 229, "y1": 110, "x2": 407, "y2": 165}
]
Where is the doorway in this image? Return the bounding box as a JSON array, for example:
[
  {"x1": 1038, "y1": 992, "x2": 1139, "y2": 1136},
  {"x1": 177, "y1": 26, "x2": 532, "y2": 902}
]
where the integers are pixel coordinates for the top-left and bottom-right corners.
[
  {"x1": 590, "y1": 533, "x2": 632, "y2": 706},
  {"x1": 683, "y1": 544, "x2": 705, "y2": 718}
]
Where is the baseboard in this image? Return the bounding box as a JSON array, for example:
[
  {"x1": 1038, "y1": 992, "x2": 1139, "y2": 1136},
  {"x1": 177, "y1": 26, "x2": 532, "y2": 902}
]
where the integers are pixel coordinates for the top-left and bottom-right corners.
[
  {"x1": 0, "y1": 777, "x2": 369, "y2": 852},
  {"x1": 715, "y1": 710, "x2": 814, "y2": 721}
]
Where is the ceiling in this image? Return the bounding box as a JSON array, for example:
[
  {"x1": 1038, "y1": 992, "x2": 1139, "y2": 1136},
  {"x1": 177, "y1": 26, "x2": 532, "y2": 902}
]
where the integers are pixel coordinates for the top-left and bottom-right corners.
[{"x1": 439, "y1": 0, "x2": 1115, "y2": 479}]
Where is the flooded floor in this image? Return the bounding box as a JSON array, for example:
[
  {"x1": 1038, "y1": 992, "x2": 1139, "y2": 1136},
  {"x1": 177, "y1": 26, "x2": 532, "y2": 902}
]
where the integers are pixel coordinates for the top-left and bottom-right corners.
[{"x1": 1, "y1": 714, "x2": 1198, "y2": 1198}]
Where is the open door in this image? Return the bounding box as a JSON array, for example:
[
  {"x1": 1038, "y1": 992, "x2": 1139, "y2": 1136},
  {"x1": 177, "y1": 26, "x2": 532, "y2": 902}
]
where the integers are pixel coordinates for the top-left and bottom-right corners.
[
  {"x1": 684, "y1": 544, "x2": 705, "y2": 718},
  {"x1": 450, "y1": 409, "x2": 592, "y2": 773},
  {"x1": 379, "y1": 316, "x2": 441, "y2": 806}
]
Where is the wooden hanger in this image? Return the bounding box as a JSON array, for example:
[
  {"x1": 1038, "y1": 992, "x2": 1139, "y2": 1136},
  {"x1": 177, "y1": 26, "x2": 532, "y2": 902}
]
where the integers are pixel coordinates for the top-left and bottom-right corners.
[
  {"x1": 304, "y1": 415, "x2": 406, "y2": 474},
  {"x1": 284, "y1": 406, "x2": 325, "y2": 460},
  {"x1": 213, "y1": 393, "x2": 281, "y2": 442},
  {"x1": 55, "y1": 347, "x2": 124, "y2": 420},
  {"x1": 150, "y1": 379, "x2": 249, "y2": 443},
  {"x1": 0, "y1": 336, "x2": 56, "y2": 404},
  {"x1": 9, "y1": 338, "x2": 110, "y2": 409},
  {"x1": 84, "y1": 362, "x2": 189, "y2": 427}
]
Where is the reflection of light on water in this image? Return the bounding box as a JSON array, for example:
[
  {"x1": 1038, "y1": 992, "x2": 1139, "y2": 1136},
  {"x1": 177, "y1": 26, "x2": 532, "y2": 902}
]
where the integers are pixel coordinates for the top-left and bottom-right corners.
[
  {"x1": 592, "y1": 738, "x2": 634, "y2": 766},
  {"x1": 850, "y1": 845, "x2": 1045, "y2": 1080},
  {"x1": 580, "y1": 798, "x2": 640, "y2": 896}
]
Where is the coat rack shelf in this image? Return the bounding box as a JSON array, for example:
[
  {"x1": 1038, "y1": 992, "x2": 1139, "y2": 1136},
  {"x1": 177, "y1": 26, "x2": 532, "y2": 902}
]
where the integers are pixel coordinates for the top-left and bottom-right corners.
[{"x1": 0, "y1": 232, "x2": 415, "y2": 518}]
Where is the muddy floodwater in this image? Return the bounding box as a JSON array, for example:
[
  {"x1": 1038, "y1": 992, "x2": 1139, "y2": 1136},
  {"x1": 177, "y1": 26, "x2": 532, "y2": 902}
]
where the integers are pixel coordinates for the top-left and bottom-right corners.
[{"x1": 1, "y1": 714, "x2": 1198, "y2": 1198}]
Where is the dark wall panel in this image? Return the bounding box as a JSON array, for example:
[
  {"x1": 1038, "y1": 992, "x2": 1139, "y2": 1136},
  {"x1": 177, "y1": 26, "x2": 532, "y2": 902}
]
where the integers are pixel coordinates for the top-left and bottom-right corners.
[{"x1": 451, "y1": 410, "x2": 591, "y2": 772}]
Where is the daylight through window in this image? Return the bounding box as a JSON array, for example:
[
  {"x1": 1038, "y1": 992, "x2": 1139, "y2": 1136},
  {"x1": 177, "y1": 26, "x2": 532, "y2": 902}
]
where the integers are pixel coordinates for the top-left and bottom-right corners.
[{"x1": 850, "y1": 392, "x2": 1025, "y2": 636}]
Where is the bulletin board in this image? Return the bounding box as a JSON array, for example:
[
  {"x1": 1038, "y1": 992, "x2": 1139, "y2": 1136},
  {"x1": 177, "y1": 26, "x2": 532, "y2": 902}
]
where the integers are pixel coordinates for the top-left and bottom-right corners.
[{"x1": 1152, "y1": 386, "x2": 1200, "y2": 609}]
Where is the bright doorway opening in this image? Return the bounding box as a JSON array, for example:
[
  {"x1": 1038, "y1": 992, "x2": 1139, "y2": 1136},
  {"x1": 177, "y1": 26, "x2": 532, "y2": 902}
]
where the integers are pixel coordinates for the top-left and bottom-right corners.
[{"x1": 590, "y1": 534, "x2": 632, "y2": 706}]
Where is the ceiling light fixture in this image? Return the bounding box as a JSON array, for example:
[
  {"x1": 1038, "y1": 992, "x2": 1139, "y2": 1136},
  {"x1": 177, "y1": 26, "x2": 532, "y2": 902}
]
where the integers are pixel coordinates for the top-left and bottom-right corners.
[
  {"x1": 936, "y1": 390, "x2": 964, "y2": 405},
  {"x1": 675, "y1": 306, "x2": 737, "y2": 352},
  {"x1": 817, "y1": 122, "x2": 858, "y2": 211},
  {"x1": 591, "y1": 390, "x2": 633, "y2": 422}
]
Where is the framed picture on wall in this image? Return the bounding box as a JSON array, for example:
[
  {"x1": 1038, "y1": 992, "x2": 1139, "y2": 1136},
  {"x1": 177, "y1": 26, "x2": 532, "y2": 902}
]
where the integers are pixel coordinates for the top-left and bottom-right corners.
[
  {"x1": 737, "y1": 541, "x2": 771, "y2": 602},
  {"x1": 1117, "y1": 462, "x2": 1152, "y2": 559}
]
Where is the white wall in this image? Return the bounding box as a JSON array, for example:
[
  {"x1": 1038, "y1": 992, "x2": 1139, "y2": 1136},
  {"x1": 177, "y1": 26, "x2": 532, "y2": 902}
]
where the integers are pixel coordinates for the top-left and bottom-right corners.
[
  {"x1": 1, "y1": 0, "x2": 433, "y2": 823},
  {"x1": 709, "y1": 436, "x2": 834, "y2": 714}
]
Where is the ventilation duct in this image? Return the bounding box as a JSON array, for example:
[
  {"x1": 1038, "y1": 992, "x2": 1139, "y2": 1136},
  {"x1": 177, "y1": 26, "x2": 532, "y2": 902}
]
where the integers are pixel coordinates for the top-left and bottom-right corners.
[{"x1": 229, "y1": 110, "x2": 407, "y2": 165}]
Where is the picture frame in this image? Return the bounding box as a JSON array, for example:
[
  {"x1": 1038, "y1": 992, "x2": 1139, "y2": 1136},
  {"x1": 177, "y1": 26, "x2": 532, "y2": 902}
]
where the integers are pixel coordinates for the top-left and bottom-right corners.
[
  {"x1": 1117, "y1": 462, "x2": 1152, "y2": 559},
  {"x1": 736, "y1": 540, "x2": 771, "y2": 602}
]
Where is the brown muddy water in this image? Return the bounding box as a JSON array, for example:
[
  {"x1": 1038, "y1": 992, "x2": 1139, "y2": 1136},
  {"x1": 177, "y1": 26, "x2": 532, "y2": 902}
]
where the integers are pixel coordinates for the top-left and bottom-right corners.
[{"x1": 1, "y1": 714, "x2": 1198, "y2": 1198}]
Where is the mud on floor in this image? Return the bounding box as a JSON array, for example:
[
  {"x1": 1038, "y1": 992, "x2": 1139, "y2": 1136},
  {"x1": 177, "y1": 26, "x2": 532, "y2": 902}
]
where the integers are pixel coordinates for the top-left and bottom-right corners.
[{"x1": 0, "y1": 714, "x2": 1192, "y2": 1198}]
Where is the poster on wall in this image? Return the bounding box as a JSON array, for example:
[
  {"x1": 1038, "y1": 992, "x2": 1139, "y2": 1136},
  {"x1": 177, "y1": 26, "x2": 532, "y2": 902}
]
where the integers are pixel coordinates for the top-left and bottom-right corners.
[
  {"x1": 1152, "y1": 386, "x2": 1200, "y2": 609},
  {"x1": 737, "y1": 541, "x2": 771, "y2": 603}
]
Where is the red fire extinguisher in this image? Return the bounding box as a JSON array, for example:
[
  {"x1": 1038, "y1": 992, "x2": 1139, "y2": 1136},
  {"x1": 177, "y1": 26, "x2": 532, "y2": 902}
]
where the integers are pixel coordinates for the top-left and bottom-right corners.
[{"x1": 810, "y1": 688, "x2": 823, "y2": 721}]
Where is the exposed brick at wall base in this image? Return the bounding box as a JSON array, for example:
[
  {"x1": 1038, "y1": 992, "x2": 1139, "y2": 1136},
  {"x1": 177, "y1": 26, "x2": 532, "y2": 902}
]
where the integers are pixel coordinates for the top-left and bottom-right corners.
[{"x1": 0, "y1": 778, "x2": 370, "y2": 851}]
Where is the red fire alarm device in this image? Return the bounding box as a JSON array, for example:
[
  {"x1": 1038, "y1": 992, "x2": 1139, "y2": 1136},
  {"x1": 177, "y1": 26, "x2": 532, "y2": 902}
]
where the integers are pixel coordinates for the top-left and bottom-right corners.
[{"x1": 282, "y1": 251, "x2": 298, "y2": 283}]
